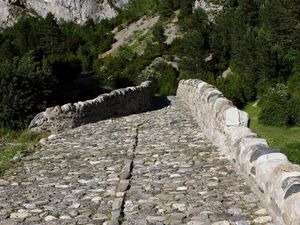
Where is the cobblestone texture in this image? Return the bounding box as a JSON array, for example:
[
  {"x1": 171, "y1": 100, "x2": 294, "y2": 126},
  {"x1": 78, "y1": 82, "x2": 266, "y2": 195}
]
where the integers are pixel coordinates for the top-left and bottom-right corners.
[{"x1": 0, "y1": 97, "x2": 276, "y2": 225}]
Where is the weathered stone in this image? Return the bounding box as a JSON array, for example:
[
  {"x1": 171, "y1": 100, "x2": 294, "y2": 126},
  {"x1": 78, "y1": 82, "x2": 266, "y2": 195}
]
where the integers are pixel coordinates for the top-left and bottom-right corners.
[
  {"x1": 250, "y1": 147, "x2": 281, "y2": 162},
  {"x1": 146, "y1": 215, "x2": 167, "y2": 222},
  {"x1": 91, "y1": 196, "x2": 102, "y2": 203},
  {"x1": 44, "y1": 215, "x2": 57, "y2": 221},
  {"x1": 92, "y1": 213, "x2": 107, "y2": 221},
  {"x1": 10, "y1": 212, "x2": 31, "y2": 219},
  {"x1": 112, "y1": 198, "x2": 123, "y2": 211},
  {"x1": 224, "y1": 108, "x2": 240, "y2": 126},
  {"x1": 29, "y1": 81, "x2": 153, "y2": 133},
  {"x1": 253, "y1": 216, "x2": 272, "y2": 224},
  {"x1": 117, "y1": 180, "x2": 130, "y2": 192},
  {"x1": 212, "y1": 221, "x2": 230, "y2": 225},
  {"x1": 254, "y1": 209, "x2": 268, "y2": 216}
]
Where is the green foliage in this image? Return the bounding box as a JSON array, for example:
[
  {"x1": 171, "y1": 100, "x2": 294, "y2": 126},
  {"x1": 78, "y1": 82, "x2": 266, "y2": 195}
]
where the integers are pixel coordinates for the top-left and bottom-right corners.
[
  {"x1": 216, "y1": 73, "x2": 247, "y2": 108},
  {"x1": 0, "y1": 128, "x2": 43, "y2": 174},
  {"x1": 258, "y1": 84, "x2": 295, "y2": 127},
  {"x1": 170, "y1": 0, "x2": 300, "y2": 129},
  {"x1": 152, "y1": 23, "x2": 167, "y2": 44},
  {"x1": 0, "y1": 54, "x2": 57, "y2": 129},
  {"x1": 152, "y1": 62, "x2": 179, "y2": 96},
  {"x1": 172, "y1": 8, "x2": 210, "y2": 75},
  {"x1": 118, "y1": 0, "x2": 157, "y2": 23},
  {"x1": 40, "y1": 13, "x2": 62, "y2": 55},
  {"x1": 244, "y1": 103, "x2": 300, "y2": 164}
]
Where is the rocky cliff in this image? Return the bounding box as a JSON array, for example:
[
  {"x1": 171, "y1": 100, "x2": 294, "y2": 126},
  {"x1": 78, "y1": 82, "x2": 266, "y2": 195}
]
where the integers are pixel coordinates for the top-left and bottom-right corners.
[
  {"x1": 194, "y1": 0, "x2": 223, "y2": 21},
  {"x1": 0, "y1": 0, "x2": 128, "y2": 28}
]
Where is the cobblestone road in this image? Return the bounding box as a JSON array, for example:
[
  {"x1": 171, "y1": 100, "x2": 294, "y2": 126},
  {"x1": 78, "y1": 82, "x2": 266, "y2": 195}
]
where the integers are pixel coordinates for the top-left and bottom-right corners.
[{"x1": 0, "y1": 97, "x2": 276, "y2": 225}]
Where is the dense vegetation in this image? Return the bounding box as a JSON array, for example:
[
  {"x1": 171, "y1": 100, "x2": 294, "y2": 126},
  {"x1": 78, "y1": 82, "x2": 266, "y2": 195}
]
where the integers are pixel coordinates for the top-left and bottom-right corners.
[
  {"x1": 0, "y1": 0, "x2": 299, "y2": 131},
  {"x1": 173, "y1": 0, "x2": 300, "y2": 128},
  {"x1": 244, "y1": 103, "x2": 300, "y2": 164},
  {"x1": 0, "y1": 14, "x2": 116, "y2": 129}
]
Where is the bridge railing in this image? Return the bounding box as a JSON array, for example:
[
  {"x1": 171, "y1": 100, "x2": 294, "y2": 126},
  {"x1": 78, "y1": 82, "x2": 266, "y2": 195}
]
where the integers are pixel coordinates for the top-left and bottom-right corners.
[
  {"x1": 177, "y1": 79, "x2": 300, "y2": 225},
  {"x1": 29, "y1": 81, "x2": 153, "y2": 133}
]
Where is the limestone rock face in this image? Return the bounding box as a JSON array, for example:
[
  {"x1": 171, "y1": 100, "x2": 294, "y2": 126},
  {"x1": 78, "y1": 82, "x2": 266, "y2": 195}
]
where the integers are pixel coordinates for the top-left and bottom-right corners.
[
  {"x1": 0, "y1": 0, "x2": 22, "y2": 29},
  {"x1": 0, "y1": 0, "x2": 128, "y2": 28},
  {"x1": 194, "y1": 0, "x2": 223, "y2": 21}
]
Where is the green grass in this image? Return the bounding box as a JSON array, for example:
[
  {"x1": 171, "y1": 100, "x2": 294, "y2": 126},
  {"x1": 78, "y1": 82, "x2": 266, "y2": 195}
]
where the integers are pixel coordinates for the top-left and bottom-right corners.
[
  {"x1": 243, "y1": 104, "x2": 300, "y2": 164},
  {"x1": 0, "y1": 128, "x2": 43, "y2": 174}
]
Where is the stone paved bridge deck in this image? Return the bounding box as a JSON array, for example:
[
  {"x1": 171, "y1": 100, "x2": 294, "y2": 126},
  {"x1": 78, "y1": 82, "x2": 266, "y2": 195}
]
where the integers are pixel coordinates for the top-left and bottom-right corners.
[{"x1": 0, "y1": 97, "x2": 276, "y2": 225}]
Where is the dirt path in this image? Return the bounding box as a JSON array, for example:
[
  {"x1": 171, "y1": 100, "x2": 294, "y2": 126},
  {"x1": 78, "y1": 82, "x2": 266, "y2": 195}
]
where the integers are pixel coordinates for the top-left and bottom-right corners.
[{"x1": 100, "y1": 15, "x2": 160, "y2": 58}]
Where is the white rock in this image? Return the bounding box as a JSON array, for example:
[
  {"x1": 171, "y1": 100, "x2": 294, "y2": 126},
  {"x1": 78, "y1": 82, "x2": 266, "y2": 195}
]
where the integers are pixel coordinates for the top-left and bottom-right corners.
[
  {"x1": 45, "y1": 215, "x2": 58, "y2": 221},
  {"x1": 10, "y1": 212, "x2": 31, "y2": 219},
  {"x1": 172, "y1": 203, "x2": 186, "y2": 211},
  {"x1": 23, "y1": 203, "x2": 36, "y2": 209},
  {"x1": 254, "y1": 209, "x2": 268, "y2": 216},
  {"x1": 224, "y1": 108, "x2": 240, "y2": 126},
  {"x1": 253, "y1": 216, "x2": 272, "y2": 224},
  {"x1": 212, "y1": 221, "x2": 230, "y2": 225},
  {"x1": 68, "y1": 203, "x2": 80, "y2": 209},
  {"x1": 170, "y1": 174, "x2": 181, "y2": 178},
  {"x1": 0, "y1": 0, "x2": 129, "y2": 28},
  {"x1": 176, "y1": 186, "x2": 188, "y2": 191},
  {"x1": 60, "y1": 215, "x2": 72, "y2": 220},
  {"x1": 91, "y1": 196, "x2": 102, "y2": 203}
]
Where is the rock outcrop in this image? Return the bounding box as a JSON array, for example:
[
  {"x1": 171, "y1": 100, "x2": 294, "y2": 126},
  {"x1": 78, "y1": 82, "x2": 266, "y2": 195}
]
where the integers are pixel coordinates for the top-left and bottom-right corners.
[
  {"x1": 194, "y1": 0, "x2": 223, "y2": 21},
  {"x1": 0, "y1": 0, "x2": 128, "y2": 28}
]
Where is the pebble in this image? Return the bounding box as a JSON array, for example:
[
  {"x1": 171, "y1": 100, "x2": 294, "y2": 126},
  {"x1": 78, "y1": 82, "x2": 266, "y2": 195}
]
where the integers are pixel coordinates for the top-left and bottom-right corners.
[
  {"x1": 254, "y1": 208, "x2": 268, "y2": 215},
  {"x1": 253, "y1": 216, "x2": 272, "y2": 224},
  {"x1": 44, "y1": 215, "x2": 57, "y2": 221},
  {"x1": 176, "y1": 186, "x2": 188, "y2": 191},
  {"x1": 10, "y1": 212, "x2": 31, "y2": 219},
  {"x1": 92, "y1": 213, "x2": 107, "y2": 221},
  {"x1": 0, "y1": 97, "x2": 274, "y2": 225},
  {"x1": 213, "y1": 221, "x2": 230, "y2": 225},
  {"x1": 91, "y1": 196, "x2": 102, "y2": 203},
  {"x1": 60, "y1": 215, "x2": 72, "y2": 220}
]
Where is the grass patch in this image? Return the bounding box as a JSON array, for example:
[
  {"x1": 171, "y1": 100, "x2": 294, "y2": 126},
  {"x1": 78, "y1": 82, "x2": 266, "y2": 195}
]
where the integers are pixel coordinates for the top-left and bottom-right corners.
[
  {"x1": 243, "y1": 104, "x2": 300, "y2": 164},
  {"x1": 0, "y1": 128, "x2": 43, "y2": 174}
]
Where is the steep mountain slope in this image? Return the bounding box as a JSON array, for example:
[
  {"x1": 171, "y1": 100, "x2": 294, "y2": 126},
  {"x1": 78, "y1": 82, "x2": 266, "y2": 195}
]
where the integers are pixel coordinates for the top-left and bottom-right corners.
[{"x1": 0, "y1": 0, "x2": 128, "y2": 28}]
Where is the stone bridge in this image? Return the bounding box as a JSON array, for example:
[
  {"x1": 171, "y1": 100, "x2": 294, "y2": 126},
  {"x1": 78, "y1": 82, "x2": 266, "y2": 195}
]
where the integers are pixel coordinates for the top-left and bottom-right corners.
[{"x1": 0, "y1": 80, "x2": 299, "y2": 225}]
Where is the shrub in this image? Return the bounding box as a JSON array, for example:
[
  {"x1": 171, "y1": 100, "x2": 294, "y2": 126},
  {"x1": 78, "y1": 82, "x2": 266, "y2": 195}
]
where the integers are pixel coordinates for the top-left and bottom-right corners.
[
  {"x1": 258, "y1": 84, "x2": 293, "y2": 127},
  {"x1": 288, "y1": 98, "x2": 300, "y2": 126},
  {"x1": 216, "y1": 73, "x2": 247, "y2": 108},
  {"x1": 0, "y1": 54, "x2": 56, "y2": 129},
  {"x1": 152, "y1": 62, "x2": 179, "y2": 96}
]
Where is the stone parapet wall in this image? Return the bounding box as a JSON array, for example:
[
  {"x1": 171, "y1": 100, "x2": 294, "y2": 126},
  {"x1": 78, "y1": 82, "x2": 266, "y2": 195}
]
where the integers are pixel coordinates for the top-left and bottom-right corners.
[
  {"x1": 29, "y1": 81, "x2": 153, "y2": 133},
  {"x1": 177, "y1": 79, "x2": 300, "y2": 225}
]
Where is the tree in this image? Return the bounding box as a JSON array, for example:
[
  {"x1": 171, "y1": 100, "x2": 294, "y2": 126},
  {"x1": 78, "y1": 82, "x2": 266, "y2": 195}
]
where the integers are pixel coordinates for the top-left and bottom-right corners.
[
  {"x1": 152, "y1": 23, "x2": 167, "y2": 44},
  {"x1": 40, "y1": 13, "x2": 62, "y2": 55},
  {"x1": 0, "y1": 53, "x2": 57, "y2": 129}
]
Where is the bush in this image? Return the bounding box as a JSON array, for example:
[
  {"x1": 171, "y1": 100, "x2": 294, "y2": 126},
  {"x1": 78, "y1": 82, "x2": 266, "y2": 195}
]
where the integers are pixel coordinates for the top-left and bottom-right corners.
[
  {"x1": 152, "y1": 62, "x2": 179, "y2": 96},
  {"x1": 216, "y1": 73, "x2": 247, "y2": 108},
  {"x1": 258, "y1": 84, "x2": 294, "y2": 127},
  {"x1": 0, "y1": 54, "x2": 56, "y2": 129},
  {"x1": 288, "y1": 98, "x2": 300, "y2": 126}
]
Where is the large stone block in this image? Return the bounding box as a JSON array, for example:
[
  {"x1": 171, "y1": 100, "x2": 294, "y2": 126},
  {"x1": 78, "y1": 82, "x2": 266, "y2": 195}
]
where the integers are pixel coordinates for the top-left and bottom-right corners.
[{"x1": 224, "y1": 107, "x2": 240, "y2": 126}]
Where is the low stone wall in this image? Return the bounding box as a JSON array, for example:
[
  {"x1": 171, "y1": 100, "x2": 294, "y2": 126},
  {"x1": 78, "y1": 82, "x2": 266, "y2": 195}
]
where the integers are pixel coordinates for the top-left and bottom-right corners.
[
  {"x1": 29, "y1": 81, "x2": 153, "y2": 133},
  {"x1": 177, "y1": 79, "x2": 300, "y2": 225}
]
